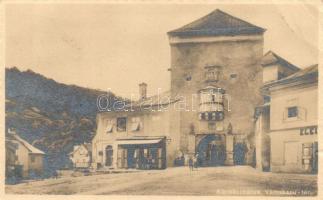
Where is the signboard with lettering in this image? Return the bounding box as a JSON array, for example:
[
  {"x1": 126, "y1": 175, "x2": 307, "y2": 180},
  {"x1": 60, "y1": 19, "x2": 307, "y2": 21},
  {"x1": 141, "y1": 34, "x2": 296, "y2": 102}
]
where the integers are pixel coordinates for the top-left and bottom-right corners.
[{"x1": 300, "y1": 126, "x2": 317, "y2": 136}]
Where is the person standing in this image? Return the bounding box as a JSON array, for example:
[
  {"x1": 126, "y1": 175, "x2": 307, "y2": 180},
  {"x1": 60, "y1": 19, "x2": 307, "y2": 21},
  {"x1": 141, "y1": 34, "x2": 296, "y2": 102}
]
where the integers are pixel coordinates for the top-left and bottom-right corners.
[
  {"x1": 193, "y1": 153, "x2": 199, "y2": 170},
  {"x1": 188, "y1": 156, "x2": 194, "y2": 171},
  {"x1": 53, "y1": 170, "x2": 58, "y2": 179},
  {"x1": 147, "y1": 155, "x2": 152, "y2": 169}
]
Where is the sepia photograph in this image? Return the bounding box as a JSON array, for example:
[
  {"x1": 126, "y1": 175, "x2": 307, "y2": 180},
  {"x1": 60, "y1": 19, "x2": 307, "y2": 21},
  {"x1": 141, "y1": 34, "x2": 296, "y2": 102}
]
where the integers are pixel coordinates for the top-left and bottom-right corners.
[{"x1": 2, "y1": 0, "x2": 321, "y2": 198}]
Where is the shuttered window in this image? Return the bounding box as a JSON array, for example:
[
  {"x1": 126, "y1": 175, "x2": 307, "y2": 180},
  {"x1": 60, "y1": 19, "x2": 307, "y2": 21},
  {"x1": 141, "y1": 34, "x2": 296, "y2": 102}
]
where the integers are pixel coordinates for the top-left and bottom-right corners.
[{"x1": 131, "y1": 117, "x2": 142, "y2": 131}]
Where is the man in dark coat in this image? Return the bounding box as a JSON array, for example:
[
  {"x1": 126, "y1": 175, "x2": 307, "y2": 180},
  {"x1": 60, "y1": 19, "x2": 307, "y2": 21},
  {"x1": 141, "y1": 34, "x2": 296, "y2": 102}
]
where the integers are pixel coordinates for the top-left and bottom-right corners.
[{"x1": 189, "y1": 156, "x2": 194, "y2": 171}]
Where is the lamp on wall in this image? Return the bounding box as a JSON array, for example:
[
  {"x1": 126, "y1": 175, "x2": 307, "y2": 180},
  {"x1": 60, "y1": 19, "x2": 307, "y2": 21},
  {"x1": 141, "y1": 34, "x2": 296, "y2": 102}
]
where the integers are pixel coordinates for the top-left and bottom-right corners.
[{"x1": 227, "y1": 123, "x2": 233, "y2": 135}]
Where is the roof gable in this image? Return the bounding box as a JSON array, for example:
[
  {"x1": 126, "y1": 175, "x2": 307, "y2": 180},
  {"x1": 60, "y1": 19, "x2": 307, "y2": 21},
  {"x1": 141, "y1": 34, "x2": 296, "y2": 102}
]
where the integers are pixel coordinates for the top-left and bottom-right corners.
[
  {"x1": 261, "y1": 51, "x2": 300, "y2": 71},
  {"x1": 168, "y1": 9, "x2": 265, "y2": 37},
  {"x1": 70, "y1": 143, "x2": 92, "y2": 155},
  {"x1": 9, "y1": 134, "x2": 45, "y2": 154},
  {"x1": 84, "y1": 143, "x2": 92, "y2": 152},
  {"x1": 263, "y1": 64, "x2": 318, "y2": 89},
  {"x1": 281, "y1": 64, "x2": 318, "y2": 80}
]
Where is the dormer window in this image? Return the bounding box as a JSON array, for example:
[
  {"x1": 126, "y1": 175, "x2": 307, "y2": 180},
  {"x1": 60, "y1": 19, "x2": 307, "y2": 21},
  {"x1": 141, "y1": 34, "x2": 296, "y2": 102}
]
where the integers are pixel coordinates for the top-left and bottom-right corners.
[{"x1": 205, "y1": 65, "x2": 221, "y2": 82}]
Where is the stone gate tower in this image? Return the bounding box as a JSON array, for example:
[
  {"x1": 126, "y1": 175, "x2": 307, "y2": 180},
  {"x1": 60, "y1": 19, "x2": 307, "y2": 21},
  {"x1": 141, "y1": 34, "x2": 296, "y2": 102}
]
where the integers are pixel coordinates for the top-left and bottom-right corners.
[{"x1": 167, "y1": 9, "x2": 265, "y2": 166}]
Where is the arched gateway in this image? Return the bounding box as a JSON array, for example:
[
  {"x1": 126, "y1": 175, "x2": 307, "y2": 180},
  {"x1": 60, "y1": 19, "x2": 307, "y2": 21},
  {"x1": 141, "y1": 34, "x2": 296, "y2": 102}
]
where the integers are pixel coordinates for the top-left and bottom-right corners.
[{"x1": 196, "y1": 135, "x2": 226, "y2": 166}]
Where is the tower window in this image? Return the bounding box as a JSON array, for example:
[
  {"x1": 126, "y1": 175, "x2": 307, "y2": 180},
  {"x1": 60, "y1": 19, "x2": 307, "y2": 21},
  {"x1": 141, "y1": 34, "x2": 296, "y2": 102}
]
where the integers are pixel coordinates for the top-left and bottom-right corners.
[
  {"x1": 230, "y1": 73, "x2": 238, "y2": 84},
  {"x1": 205, "y1": 65, "x2": 221, "y2": 82},
  {"x1": 230, "y1": 74, "x2": 237, "y2": 79}
]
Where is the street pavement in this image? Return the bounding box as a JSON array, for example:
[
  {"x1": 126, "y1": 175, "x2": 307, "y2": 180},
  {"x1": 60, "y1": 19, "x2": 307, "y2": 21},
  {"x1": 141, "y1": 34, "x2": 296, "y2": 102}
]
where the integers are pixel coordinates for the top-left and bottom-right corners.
[{"x1": 5, "y1": 166, "x2": 317, "y2": 196}]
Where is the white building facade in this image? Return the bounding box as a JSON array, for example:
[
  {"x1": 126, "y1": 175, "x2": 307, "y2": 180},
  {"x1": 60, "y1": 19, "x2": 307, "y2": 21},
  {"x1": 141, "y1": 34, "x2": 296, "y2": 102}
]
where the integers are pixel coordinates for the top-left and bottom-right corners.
[
  {"x1": 259, "y1": 64, "x2": 318, "y2": 173},
  {"x1": 69, "y1": 143, "x2": 92, "y2": 169}
]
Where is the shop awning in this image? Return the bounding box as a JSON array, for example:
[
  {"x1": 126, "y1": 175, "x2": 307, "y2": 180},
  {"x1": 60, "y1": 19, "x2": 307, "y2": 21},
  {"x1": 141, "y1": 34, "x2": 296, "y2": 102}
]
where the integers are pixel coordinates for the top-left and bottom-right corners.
[{"x1": 116, "y1": 138, "x2": 163, "y2": 145}]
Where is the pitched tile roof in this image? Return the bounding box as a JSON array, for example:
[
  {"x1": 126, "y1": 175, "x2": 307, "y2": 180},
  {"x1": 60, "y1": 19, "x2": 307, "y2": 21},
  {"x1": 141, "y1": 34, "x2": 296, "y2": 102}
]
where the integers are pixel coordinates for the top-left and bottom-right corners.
[
  {"x1": 125, "y1": 91, "x2": 179, "y2": 109},
  {"x1": 168, "y1": 9, "x2": 265, "y2": 37},
  {"x1": 281, "y1": 64, "x2": 318, "y2": 80},
  {"x1": 261, "y1": 51, "x2": 300, "y2": 71},
  {"x1": 69, "y1": 143, "x2": 92, "y2": 155},
  {"x1": 100, "y1": 91, "x2": 180, "y2": 112},
  {"x1": 263, "y1": 64, "x2": 318, "y2": 89},
  {"x1": 84, "y1": 143, "x2": 92, "y2": 152},
  {"x1": 8, "y1": 133, "x2": 45, "y2": 154}
]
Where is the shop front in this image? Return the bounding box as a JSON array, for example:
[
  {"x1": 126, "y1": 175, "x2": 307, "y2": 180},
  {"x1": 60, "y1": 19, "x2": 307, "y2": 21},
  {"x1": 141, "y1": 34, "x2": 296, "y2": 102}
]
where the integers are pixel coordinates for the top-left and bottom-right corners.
[
  {"x1": 300, "y1": 126, "x2": 318, "y2": 174},
  {"x1": 270, "y1": 126, "x2": 318, "y2": 174},
  {"x1": 115, "y1": 137, "x2": 166, "y2": 170}
]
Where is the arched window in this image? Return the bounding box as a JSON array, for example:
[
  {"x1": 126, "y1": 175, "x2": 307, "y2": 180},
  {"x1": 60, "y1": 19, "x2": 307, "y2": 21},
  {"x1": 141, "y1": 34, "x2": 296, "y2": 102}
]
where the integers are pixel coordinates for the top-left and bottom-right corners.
[{"x1": 105, "y1": 145, "x2": 113, "y2": 166}]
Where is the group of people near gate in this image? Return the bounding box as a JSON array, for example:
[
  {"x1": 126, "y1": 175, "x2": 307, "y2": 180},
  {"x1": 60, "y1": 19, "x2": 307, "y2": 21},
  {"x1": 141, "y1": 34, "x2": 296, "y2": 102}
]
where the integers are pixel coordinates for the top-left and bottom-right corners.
[
  {"x1": 188, "y1": 154, "x2": 199, "y2": 171},
  {"x1": 174, "y1": 152, "x2": 201, "y2": 170},
  {"x1": 129, "y1": 153, "x2": 158, "y2": 169},
  {"x1": 137, "y1": 155, "x2": 158, "y2": 169}
]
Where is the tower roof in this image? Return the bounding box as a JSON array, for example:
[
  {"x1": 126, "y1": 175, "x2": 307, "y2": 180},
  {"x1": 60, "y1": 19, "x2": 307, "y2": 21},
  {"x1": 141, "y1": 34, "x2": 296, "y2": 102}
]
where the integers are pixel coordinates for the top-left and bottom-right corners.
[{"x1": 168, "y1": 9, "x2": 265, "y2": 37}]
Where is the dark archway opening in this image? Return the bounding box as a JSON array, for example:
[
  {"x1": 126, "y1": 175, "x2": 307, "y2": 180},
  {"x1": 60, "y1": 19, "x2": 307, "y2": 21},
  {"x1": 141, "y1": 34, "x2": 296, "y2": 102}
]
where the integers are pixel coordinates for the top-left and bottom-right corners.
[
  {"x1": 197, "y1": 135, "x2": 225, "y2": 167},
  {"x1": 233, "y1": 143, "x2": 246, "y2": 165}
]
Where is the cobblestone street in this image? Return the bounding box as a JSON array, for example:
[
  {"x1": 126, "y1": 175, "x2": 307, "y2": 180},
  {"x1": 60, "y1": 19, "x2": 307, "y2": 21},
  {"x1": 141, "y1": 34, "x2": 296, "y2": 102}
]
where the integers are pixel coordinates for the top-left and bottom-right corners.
[{"x1": 6, "y1": 166, "x2": 317, "y2": 196}]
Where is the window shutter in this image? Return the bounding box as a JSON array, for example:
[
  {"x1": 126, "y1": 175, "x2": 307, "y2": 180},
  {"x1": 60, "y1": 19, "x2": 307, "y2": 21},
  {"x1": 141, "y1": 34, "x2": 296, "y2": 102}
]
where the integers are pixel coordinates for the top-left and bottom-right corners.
[
  {"x1": 283, "y1": 109, "x2": 287, "y2": 121},
  {"x1": 298, "y1": 107, "x2": 307, "y2": 120},
  {"x1": 198, "y1": 113, "x2": 203, "y2": 120},
  {"x1": 131, "y1": 122, "x2": 140, "y2": 131},
  {"x1": 117, "y1": 149, "x2": 123, "y2": 168},
  {"x1": 106, "y1": 119, "x2": 114, "y2": 133}
]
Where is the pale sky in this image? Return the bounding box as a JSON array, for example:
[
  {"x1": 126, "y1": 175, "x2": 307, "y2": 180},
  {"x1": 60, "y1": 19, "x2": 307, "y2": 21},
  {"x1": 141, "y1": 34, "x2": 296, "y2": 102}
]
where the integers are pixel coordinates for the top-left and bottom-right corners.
[{"x1": 5, "y1": 4, "x2": 318, "y2": 98}]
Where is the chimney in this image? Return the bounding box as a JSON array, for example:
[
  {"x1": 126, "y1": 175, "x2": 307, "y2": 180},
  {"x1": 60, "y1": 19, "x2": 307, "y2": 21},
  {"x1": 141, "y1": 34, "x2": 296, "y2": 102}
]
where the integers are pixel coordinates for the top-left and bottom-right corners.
[{"x1": 139, "y1": 82, "x2": 147, "y2": 100}]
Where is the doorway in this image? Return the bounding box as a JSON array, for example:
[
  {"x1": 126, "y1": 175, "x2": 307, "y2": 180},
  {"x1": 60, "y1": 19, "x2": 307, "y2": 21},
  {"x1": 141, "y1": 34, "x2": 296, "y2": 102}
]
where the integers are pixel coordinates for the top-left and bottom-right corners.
[
  {"x1": 312, "y1": 142, "x2": 318, "y2": 174},
  {"x1": 105, "y1": 145, "x2": 113, "y2": 166},
  {"x1": 197, "y1": 135, "x2": 225, "y2": 166},
  {"x1": 233, "y1": 143, "x2": 246, "y2": 165}
]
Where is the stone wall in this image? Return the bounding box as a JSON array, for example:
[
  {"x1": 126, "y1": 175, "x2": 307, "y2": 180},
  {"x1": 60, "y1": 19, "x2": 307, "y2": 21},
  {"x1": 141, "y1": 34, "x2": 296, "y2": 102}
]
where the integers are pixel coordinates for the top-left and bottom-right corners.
[{"x1": 169, "y1": 35, "x2": 264, "y2": 154}]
